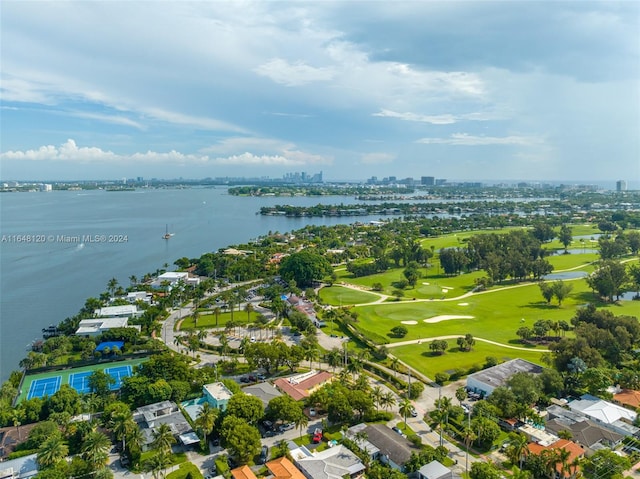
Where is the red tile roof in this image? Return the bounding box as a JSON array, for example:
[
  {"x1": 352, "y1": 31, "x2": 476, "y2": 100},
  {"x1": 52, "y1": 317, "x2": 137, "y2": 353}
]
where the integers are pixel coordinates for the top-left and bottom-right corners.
[
  {"x1": 231, "y1": 465, "x2": 258, "y2": 479},
  {"x1": 614, "y1": 389, "x2": 640, "y2": 409},
  {"x1": 527, "y1": 439, "x2": 585, "y2": 477},
  {"x1": 266, "y1": 457, "x2": 306, "y2": 479},
  {"x1": 274, "y1": 371, "x2": 333, "y2": 401}
]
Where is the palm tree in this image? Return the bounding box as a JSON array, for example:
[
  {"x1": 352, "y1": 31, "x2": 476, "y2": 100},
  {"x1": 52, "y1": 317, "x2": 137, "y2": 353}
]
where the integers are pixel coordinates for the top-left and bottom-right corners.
[
  {"x1": 371, "y1": 386, "x2": 384, "y2": 411},
  {"x1": 129, "y1": 275, "x2": 138, "y2": 286},
  {"x1": 506, "y1": 433, "x2": 529, "y2": 469},
  {"x1": 294, "y1": 413, "x2": 308, "y2": 439},
  {"x1": 111, "y1": 411, "x2": 137, "y2": 452},
  {"x1": 213, "y1": 306, "x2": 221, "y2": 327},
  {"x1": 195, "y1": 402, "x2": 217, "y2": 447},
  {"x1": 455, "y1": 386, "x2": 468, "y2": 405},
  {"x1": 244, "y1": 302, "x2": 254, "y2": 324},
  {"x1": 380, "y1": 391, "x2": 396, "y2": 411},
  {"x1": 304, "y1": 346, "x2": 319, "y2": 370},
  {"x1": 326, "y1": 348, "x2": 342, "y2": 372},
  {"x1": 390, "y1": 357, "x2": 400, "y2": 377},
  {"x1": 37, "y1": 435, "x2": 69, "y2": 468},
  {"x1": 399, "y1": 398, "x2": 413, "y2": 427},
  {"x1": 82, "y1": 430, "x2": 111, "y2": 469},
  {"x1": 151, "y1": 423, "x2": 176, "y2": 457},
  {"x1": 107, "y1": 277, "x2": 119, "y2": 296},
  {"x1": 145, "y1": 452, "x2": 171, "y2": 479},
  {"x1": 346, "y1": 356, "x2": 363, "y2": 376}
]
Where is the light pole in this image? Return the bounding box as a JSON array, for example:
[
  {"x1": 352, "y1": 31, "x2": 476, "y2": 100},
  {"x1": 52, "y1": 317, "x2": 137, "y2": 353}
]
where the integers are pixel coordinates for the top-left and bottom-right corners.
[{"x1": 465, "y1": 409, "x2": 470, "y2": 475}]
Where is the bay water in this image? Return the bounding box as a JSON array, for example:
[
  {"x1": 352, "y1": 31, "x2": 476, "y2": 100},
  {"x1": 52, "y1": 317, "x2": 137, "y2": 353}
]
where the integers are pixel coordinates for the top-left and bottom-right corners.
[{"x1": 0, "y1": 187, "x2": 382, "y2": 382}]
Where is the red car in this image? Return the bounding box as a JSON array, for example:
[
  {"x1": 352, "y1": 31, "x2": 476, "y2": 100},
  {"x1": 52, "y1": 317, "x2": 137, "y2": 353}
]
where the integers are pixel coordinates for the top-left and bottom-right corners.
[{"x1": 312, "y1": 428, "x2": 323, "y2": 443}]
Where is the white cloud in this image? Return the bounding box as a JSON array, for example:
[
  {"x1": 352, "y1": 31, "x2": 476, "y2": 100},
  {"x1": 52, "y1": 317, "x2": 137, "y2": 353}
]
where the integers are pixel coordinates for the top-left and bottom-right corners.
[
  {"x1": 254, "y1": 58, "x2": 336, "y2": 86},
  {"x1": 360, "y1": 152, "x2": 396, "y2": 164},
  {"x1": 142, "y1": 107, "x2": 248, "y2": 133},
  {"x1": 201, "y1": 137, "x2": 295, "y2": 155},
  {"x1": 373, "y1": 109, "x2": 502, "y2": 124},
  {"x1": 70, "y1": 111, "x2": 145, "y2": 130},
  {"x1": 416, "y1": 133, "x2": 542, "y2": 146},
  {"x1": 0, "y1": 139, "x2": 332, "y2": 168}
]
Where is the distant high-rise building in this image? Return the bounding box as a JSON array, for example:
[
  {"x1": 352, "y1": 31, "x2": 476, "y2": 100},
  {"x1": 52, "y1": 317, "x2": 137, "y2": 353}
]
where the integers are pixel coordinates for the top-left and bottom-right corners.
[
  {"x1": 616, "y1": 180, "x2": 627, "y2": 191},
  {"x1": 388, "y1": 176, "x2": 397, "y2": 183},
  {"x1": 421, "y1": 176, "x2": 435, "y2": 186}
]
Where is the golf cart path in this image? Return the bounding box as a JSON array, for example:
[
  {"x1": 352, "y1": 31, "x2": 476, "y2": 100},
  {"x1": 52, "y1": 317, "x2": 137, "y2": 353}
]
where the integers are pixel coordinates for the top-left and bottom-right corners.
[{"x1": 386, "y1": 335, "x2": 551, "y2": 352}]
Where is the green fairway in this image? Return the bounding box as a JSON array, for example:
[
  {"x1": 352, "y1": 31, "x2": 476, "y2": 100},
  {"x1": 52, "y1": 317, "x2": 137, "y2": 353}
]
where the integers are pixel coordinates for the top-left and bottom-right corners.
[
  {"x1": 392, "y1": 339, "x2": 547, "y2": 382},
  {"x1": 319, "y1": 285, "x2": 381, "y2": 305}
]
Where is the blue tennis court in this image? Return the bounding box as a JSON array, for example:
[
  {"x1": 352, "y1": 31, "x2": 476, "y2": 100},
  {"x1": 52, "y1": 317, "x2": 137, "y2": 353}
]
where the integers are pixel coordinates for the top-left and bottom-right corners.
[
  {"x1": 105, "y1": 365, "x2": 132, "y2": 389},
  {"x1": 27, "y1": 376, "x2": 61, "y2": 400},
  {"x1": 69, "y1": 371, "x2": 93, "y2": 394}
]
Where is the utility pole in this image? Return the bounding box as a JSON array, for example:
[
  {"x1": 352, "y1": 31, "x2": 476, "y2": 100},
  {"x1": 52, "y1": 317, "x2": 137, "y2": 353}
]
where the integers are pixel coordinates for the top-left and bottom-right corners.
[{"x1": 465, "y1": 409, "x2": 470, "y2": 475}]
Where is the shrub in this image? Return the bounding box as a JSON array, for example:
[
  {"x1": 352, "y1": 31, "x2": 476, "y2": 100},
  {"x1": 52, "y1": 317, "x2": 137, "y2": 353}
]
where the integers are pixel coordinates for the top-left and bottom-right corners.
[{"x1": 434, "y1": 372, "x2": 449, "y2": 385}]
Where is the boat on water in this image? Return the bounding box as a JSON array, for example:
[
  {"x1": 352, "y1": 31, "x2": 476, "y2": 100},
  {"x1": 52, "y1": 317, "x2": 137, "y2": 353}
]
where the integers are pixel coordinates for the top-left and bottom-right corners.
[{"x1": 163, "y1": 224, "x2": 173, "y2": 239}]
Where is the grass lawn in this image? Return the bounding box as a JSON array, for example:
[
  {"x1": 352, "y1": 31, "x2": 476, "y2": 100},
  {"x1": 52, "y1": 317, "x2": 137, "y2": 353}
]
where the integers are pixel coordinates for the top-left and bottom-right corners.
[
  {"x1": 319, "y1": 285, "x2": 381, "y2": 305},
  {"x1": 392, "y1": 340, "x2": 548, "y2": 381},
  {"x1": 179, "y1": 310, "x2": 261, "y2": 330},
  {"x1": 351, "y1": 270, "x2": 640, "y2": 347},
  {"x1": 166, "y1": 462, "x2": 204, "y2": 479}
]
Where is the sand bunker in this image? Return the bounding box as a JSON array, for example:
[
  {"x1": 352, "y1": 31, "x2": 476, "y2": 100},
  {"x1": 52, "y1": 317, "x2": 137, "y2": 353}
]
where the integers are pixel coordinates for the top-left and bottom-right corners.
[
  {"x1": 423, "y1": 315, "x2": 474, "y2": 323},
  {"x1": 458, "y1": 302, "x2": 469, "y2": 306},
  {"x1": 422, "y1": 282, "x2": 430, "y2": 285},
  {"x1": 441, "y1": 286, "x2": 452, "y2": 291},
  {"x1": 401, "y1": 320, "x2": 418, "y2": 325}
]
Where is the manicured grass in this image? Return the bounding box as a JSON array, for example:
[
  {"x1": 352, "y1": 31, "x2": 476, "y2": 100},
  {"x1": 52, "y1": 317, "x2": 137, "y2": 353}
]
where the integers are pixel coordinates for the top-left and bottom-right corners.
[
  {"x1": 166, "y1": 462, "x2": 204, "y2": 479},
  {"x1": 318, "y1": 285, "x2": 381, "y2": 305},
  {"x1": 392, "y1": 340, "x2": 548, "y2": 381},
  {"x1": 180, "y1": 310, "x2": 261, "y2": 330}
]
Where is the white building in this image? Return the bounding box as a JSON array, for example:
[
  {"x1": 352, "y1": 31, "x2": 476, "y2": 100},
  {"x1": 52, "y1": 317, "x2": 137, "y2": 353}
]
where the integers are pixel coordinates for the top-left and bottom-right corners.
[
  {"x1": 75, "y1": 317, "x2": 134, "y2": 336},
  {"x1": 151, "y1": 271, "x2": 200, "y2": 289},
  {"x1": 568, "y1": 394, "x2": 639, "y2": 437},
  {"x1": 466, "y1": 358, "x2": 543, "y2": 397},
  {"x1": 126, "y1": 291, "x2": 153, "y2": 304},
  {"x1": 94, "y1": 304, "x2": 140, "y2": 318}
]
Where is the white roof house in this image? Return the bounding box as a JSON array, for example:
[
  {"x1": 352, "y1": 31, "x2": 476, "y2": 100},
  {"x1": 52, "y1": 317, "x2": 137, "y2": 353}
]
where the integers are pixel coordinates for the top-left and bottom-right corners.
[
  {"x1": 94, "y1": 304, "x2": 140, "y2": 318},
  {"x1": 151, "y1": 271, "x2": 200, "y2": 289},
  {"x1": 290, "y1": 444, "x2": 365, "y2": 479},
  {"x1": 466, "y1": 358, "x2": 544, "y2": 397},
  {"x1": 568, "y1": 394, "x2": 638, "y2": 436},
  {"x1": 76, "y1": 317, "x2": 130, "y2": 336},
  {"x1": 0, "y1": 453, "x2": 38, "y2": 478}
]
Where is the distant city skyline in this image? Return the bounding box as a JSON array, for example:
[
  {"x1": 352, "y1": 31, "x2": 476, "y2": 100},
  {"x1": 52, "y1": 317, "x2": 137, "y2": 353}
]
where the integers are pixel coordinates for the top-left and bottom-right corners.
[{"x1": 1, "y1": 2, "x2": 639, "y2": 182}]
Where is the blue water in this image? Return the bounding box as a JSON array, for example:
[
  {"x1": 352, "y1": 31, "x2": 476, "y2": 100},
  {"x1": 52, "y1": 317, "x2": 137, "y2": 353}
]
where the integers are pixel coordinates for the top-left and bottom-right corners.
[
  {"x1": 0, "y1": 187, "x2": 393, "y2": 381},
  {"x1": 543, "y1": 271, "x2": 588, "y2": 280}
]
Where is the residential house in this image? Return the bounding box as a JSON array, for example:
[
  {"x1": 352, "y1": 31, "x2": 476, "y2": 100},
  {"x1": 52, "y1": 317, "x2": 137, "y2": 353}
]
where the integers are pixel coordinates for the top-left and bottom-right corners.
[
  {"x1": 274, "y1": 371, "x2": 333, "y2": 402},
  {"x1": 203, "y1": 382, "x2": 234, "y2": 411},
  {"x1": 567, "y1": 394, "x2": 639, "y2": 437},
  {"x1": 346, "y1": 423, "x2": 419, "y2": 470},
  {"x1": 418, "y1": 460, "x2": 462, "y2": 479},
  {"x1": 613, "y1": 388, "x2": 640, "y2": 411},
  {"x1": 466, "y1": 359, "x2": 544, "y2": 397},
  {"x1": 133, "y1": 401, "x2": 198, "y2": 451},
  {"x1": 0, "y1": 453, "x2": 38, "y2": 479},
  {"x1": 527, "y1": 439, "x2": 585, "y2": 478},
  {"x1": 290, "y1": 444, "x2": 365, "y2": 479},
  {"x1": 94, "y1": 304, "x2": 140, "y2": 318},
  {"x1": 151, "y1": 271, "x2": 200, "y2": 290},
  {"x1": 243, "y1": 381, "x2": 282, "y2": 408},
  {"x1": 265, "y1": 457, "x2": 306, "y2": 479},
  {"x1": 75, "y1": 317, "x2": 134, "y2": 336},
  {"x1": 231, "y1": 466, "x2": 257, "y2": 479},
  {"x1": 545, "y1": 405, "x2": 624, "y2": 455}
]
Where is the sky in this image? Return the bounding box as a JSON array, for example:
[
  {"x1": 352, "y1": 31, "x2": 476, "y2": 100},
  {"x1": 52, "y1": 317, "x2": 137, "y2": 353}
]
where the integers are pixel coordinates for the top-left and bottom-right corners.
[{"x1": 1, "y1": 1, "x2": 639, "y2": 183}]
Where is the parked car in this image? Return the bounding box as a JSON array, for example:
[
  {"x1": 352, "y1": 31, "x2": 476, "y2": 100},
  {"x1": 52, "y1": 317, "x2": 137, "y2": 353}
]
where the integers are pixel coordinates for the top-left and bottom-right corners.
[
  {"x1": 279, "y1": 422, "x2": 295, "y2": 432},
  {"x1": 259, "y1": 445, "x2": 269, "y2": 464},
  {"x1": 240, "y1": 376, "x2": 250, "y2": 383},
  {"x1": 248, "y1": 374, "x2": 257, "y2": 382},
  {"x1": 312, "y1": 431, "x2": 323, "y2": 443},
  {"x1": 309, "y1": 407, "x2": 317, "y2": 417},
  {"x1": 409, "y1": 407, "x2": 418, "y2": 417},
  {"x1": 392, "y1": 426, "x2": 404, "y2": 436},
  {"x1": 257, "y1": 373, "x2": 266, "y2": 380}
]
